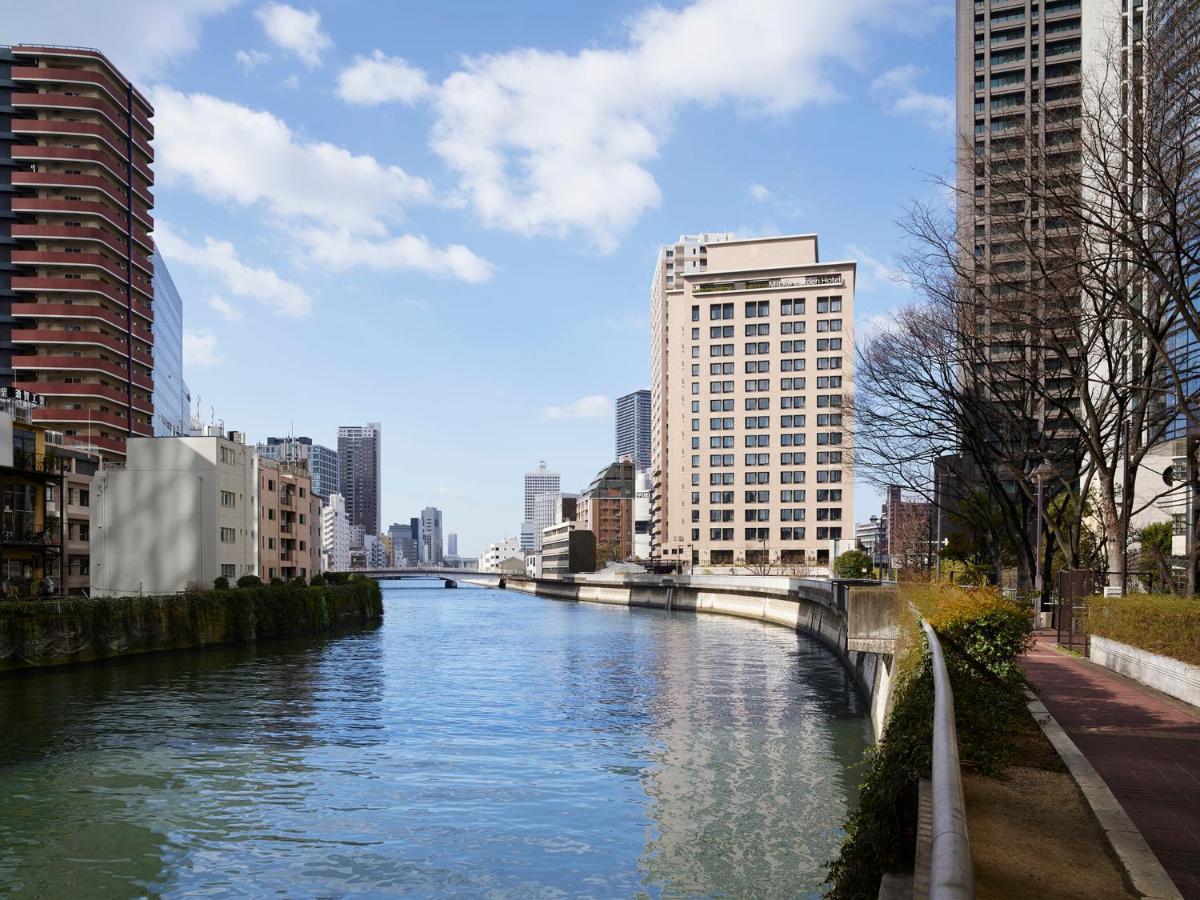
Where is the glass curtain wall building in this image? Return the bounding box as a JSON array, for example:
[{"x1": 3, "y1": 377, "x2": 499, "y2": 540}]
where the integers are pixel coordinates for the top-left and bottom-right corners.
[{"x1": 151, "y1": 248, "x2": 189, "y2": 437}]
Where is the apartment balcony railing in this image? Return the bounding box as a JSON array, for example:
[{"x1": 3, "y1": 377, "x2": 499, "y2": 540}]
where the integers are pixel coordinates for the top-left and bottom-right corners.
[
  {"x1": 1, "y1": 527, "x2": 63, "y2": 546},
  {"x1": 7, "y1": 450, "x2": 71, "y2": 476}
]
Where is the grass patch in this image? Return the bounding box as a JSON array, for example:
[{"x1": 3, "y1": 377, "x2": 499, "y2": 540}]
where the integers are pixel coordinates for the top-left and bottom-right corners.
[
  {"x1": 1088, "y1": 593, "x2": 1200, "y2": 666},
  {"x1": 826, "y1": 582, "x2": 1036, "y2": 899}
]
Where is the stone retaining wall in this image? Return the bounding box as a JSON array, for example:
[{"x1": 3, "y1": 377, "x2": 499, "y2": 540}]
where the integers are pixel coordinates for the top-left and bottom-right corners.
[{"x1": 1091, "y1": 635, "x2": 1200, "y2": 709}]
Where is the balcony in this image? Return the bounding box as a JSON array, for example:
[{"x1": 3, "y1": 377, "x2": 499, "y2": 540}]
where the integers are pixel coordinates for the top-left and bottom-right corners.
[
  {"x1": 10, "y1": 146, "x2": 153, "y2": 204},
  {"x1": 10, "y1": 303, "x2": 154, "y2": 341},
  {"x1": 6, "y1": 449, "x2": 71, "y2": 476}
]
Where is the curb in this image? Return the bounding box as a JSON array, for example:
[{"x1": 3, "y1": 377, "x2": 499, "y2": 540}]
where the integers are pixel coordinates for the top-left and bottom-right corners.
[{"x1": 1024, "y1": 689, "x2": 1182, "y2": 900}]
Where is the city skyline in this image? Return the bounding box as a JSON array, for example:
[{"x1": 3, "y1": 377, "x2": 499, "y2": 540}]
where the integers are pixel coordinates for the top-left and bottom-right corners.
[{"x1": 3, "y1": 1, "x2": 948, "y2": 551}]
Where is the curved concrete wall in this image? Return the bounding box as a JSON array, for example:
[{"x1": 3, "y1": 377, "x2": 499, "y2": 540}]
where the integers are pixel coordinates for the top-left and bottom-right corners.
[{"x1": 506, "y1": 576, "x2": 895, "y2": 740}]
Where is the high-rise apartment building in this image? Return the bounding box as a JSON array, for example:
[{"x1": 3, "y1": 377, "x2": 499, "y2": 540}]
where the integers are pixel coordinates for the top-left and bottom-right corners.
[
  {"x1": 151, "y1": 249, "x2": 188, "y2": 437},
  {"x1": 0, "y1": 45, "x2": 156, "y2": 456},
  {"x1": 446, "y1": 532, "x2": 458, "y2": 558},
  {"x1": 337, "y1": 422, "x2": 381, "y2": 535},
  {"x1": 616, "y1": 389, "x2": 651, "y2": 471},
  {"x1": 321, "y1": 492, "x2": 351, "y2": 572},
  {"x1": 522, "y1": 461, "x2": 559, "y2": 551},
  {"x1": 388, "y1": 521, "x2": 417, "y2": 566},
  {"x1": 650, "y1": 233, "x2": 855, "y2": 569},
  {"x1": 420, "y1": 506, "x2": 443, "y2": 565},
  {"x1": 259, "y1": 436, "x2": 339, "y2": 499}
]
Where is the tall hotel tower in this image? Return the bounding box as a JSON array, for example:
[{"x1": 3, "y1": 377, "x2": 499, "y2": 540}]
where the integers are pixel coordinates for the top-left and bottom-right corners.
[
  {"x1": 650, "y1": 233, "x2": 855, "y2": 570},
  {"x1": 0, "y1": 45, "x2": 155, "y2": 454}
]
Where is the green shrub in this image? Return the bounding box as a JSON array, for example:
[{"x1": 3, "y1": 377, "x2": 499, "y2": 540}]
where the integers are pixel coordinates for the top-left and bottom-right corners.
[
  {"x1": 827, "y1": 582, "x2": 1035, "y2": 898},
  {"x1": 290, "y1": 576, "x2": 307, "y2": 588},
  {"x1": 309, "y1": 573, "x2": 326, "y2": 587},
  {"x1": 834, "y1": 548, "x2": 873, "y2": 579},
  {"x1": 213, "y1": 576, "x2": 230, "y2": 590},
  {"x1": 1089, "y1": 593, "x2": 1200, "y2": 666},
  {"x1": 269, "y1": 576, "x2": 286, "y2": 587},
  {"x1": 236, "y1": 574, "x2": 262, "y2": 589},
  {"x1": 324, "y1": 572, "x2": 349, "y2": 585}
]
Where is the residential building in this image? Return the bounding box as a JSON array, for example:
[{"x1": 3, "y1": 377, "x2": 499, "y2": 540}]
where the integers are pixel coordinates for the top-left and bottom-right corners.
[
  {"x1": 541, "y1": 521, "x2": 597, "y2": 576},
  {"x1": 578, "y1": 459, "x2": 635, "y2": 564},
  {"x1": 446, "y1": 532, "x2": 458, "y2": 558},
  {"x1": 480, "y1": 535, "x2": 522, "y2": 572},
  {"x1": 532, "y1": 491, "x2": 578, "y2": 550},
  {"x1": 650, "y1": 233, "x2": 736, "y2": 561},
  {"x1": 91, "y1": 432, "x2": 257, "y2": 595},
  {"x1": 151, "y1": 249, "x2": 189, "y2": 437},
  {"x1": 337, "y1": 422, "x2": 381, "y2": 534},
  {"x1": 321, "y1": 492, "x2": 351, "y2": 572},
  {"x1": 0, "y1": 45, "x2": 156, "y2": 456},
  {"x1": 258, "y1": 457, "x2": 319, "y2": 582},
  {"x1": 0, "y1": 402, "x2": 69, "y2": 592},
  {"x1": 421, "y1": 505, "x2": 443, "y2": 565},
  {"x1": 633, "y1": 469, "x2": 652, "y2": 560},
  {"x1": 881, "y1": 485, "x2": 935, "y2": 572},
  {"x1": 616, "y1": 389, "x2": 652, "y2": 471},
  {"x1": 259, "y1": 436, "x2": 339, "y2": 499},
  {"x1": 524, "y1": 551, "x2": 541, "y2": 578},
  {"x1": 364, "y1": 533, "x2": 388, "y2": 568},
  {"x1": 62, "y1": 441, "x2": 98, "y2": 594},
  {"x1": 650, "y1": 233, "x2": 855, "y2": 570},
  {"x1": 522, "y1": 461, "x2": 559, "y2": 550},
  {"x1": 381, "y1": 533, "x2": 395, "y2": 566}
]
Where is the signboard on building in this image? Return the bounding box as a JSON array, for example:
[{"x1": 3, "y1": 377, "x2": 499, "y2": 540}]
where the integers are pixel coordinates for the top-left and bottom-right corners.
[{"x1": 0, "y1": 387, "x2": 46, "y2": 407}]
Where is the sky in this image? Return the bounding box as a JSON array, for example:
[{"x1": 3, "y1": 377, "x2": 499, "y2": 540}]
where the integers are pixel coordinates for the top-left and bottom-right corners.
[{"x1": 9, "y1": 0, "x2": 956, "y2": 555}]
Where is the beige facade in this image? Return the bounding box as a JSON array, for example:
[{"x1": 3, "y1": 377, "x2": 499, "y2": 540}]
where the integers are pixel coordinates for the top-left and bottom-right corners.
[
  {"x1": 258, "y1": 457, "x2": 320, "y2": 582},
  {"x1": 652, "y1": 233, "x2": 855, "y2": 570}
]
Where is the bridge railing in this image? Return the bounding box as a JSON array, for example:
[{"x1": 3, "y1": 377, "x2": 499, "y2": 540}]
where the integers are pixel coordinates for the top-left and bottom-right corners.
[{"x1": 919, "y1": 615, "x2": 975, "y2": 899}]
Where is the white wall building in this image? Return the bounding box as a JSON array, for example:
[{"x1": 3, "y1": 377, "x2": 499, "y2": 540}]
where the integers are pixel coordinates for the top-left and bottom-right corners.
[
  {"x1": 91, "y1": 434, "x2": 257, "y2": 595},
  {"x1": 321, "y1": 492, "x2": 351, "y2": 572},
  {"x1": 633, "y1": 469, "x2": 652, "y2": 560},
  {"x1": 481, "y1": 535, "x2": 522, "y2": 572}
]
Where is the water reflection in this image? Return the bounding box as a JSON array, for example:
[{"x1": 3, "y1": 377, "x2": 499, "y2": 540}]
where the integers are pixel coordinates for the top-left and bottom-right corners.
[{"x1": 0, "y1": 585, "x2": 868, "y2": 898}]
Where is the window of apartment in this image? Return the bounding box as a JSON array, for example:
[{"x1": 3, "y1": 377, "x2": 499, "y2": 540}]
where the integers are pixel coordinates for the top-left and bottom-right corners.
[
  {"x1": 220, "y1": 446, "x2": 236, "y2": 465},
  {"x1": 221, "y1": 564, "x2": 236, "y2": 579},
  {"x1": 220, "y1": 527, "x2": 236, "y2": 543},
  {"x1": 220, "y1": 490, "x2": 236, "y2": 507},
  {"x1": 691, "y1": 305, "x2": 699, "y2": 321}
]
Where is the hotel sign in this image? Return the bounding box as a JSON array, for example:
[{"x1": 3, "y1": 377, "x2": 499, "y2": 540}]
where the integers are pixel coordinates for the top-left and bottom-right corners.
[
  {"x1": 768, "y1": 274, "x2": 844, "y2": 289},
  {"x1": 0, "y1": 387, "x2": 46, "y2": 407}
]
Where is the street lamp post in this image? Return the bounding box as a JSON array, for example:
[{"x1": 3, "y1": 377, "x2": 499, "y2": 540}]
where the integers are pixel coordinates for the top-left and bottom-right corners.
[{"x1": 1032, "y1": 461, "x2": 1056, "y2": 605}]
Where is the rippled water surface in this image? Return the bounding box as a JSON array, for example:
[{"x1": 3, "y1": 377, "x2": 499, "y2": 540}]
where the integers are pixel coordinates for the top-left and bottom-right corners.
[{"x1": 0, "y1": 583, "x2": 871, "y2": 898}]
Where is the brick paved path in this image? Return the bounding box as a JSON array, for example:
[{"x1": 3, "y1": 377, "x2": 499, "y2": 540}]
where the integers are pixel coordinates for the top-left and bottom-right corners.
[{"x1": 1022, "y1": 634, "x2": 1200, "y2": 899}]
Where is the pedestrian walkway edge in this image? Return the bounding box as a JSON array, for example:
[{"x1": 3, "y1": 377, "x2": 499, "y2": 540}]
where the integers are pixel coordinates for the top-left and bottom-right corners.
[{"x1": 1024, "y1": 688, "x2": 1182, "y2": 900}]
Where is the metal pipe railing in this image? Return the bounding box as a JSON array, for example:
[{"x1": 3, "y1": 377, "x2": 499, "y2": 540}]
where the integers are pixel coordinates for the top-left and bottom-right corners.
[{"x1": 921, "y1": 617, "x2": 976, "y2": 899}]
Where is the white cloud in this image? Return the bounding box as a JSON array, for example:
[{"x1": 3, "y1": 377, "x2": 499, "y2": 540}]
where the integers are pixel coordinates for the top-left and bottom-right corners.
[
  {"x1": 2, "y1": 0, "x2": 238, "y2": 80},
  {"x1": 184, "y1": 330, "x2": 222, "y2": 367},
  {"x1": 543, "y1": 395, "x2": 612, "y2": 420},
  {"x1": 280, "y1": 74, "x2": 300, "y2": 89},
  {"x1": 749, "y1": 183, "x2": 772, "y2": 202},
  {"x1": 156, "y1": 222, "x2": 313, "y2": 317},
  {"x1": 288, "y1": 226, "x2": 494, "y2": 283},
  {"x1": 208, "y1": 295, "x2": 244, "y2": 322},
  {"x1": 846, "y1": 243, "x2": 910, "y2": 295},
  {"x1": 255, "y1": 2, "x2": 330, "y2": 67},
  {"x1": 338, "y1": 51, "x2": 431, "y2": 106},
  {"x1": 430, "y1": 0, "x2": 920, "y2": 250},
  {"x1": 869, "y1": 65, "x2": 953, "y2": 134},
  {"x1": 235, "y1": 48, "x2": 270, "y2": 70}
]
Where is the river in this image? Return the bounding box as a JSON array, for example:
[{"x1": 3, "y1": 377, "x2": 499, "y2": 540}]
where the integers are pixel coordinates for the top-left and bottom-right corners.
[{"x1": 0, "y1": 581, "x2": 872, "y2": 898}]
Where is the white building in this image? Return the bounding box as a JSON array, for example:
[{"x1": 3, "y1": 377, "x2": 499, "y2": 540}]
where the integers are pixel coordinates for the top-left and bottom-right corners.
[
  {"x1": 91, "y1": 434, "x2": 258, "y2": 595},
  {"x1": 321, "y1": 492, "x2": 351, "y2": 572},
  {"x1": 364, "y1": 533, "x2": 389, "y2": 568},
  {"x1": 523, "y1": 461, "x2": 560, "y2": 550},
  {"x1": 633, "y1": 469, "x2": 652, "y2": 560},
  {"x1": 481, "y1": 535, "x2": 522, "y2": 572},
  {"x1": 421, "y1": 506, "x2": 443, "y2": 564}
]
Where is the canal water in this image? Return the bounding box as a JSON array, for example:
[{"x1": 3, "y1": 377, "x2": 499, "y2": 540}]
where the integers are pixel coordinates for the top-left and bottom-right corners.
[{"x1": 0, "y1": 582, "x2": 872, "y2": 898}]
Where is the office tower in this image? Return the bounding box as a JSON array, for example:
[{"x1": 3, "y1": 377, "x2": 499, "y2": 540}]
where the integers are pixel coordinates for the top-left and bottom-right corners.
[
  {"x1": 522, "y1": 461, "x2": 559, "y2": 551},
  {"x1": 616, "y1": 389, "x2": 652, "y2": 470},
  {"x1": 321, "y1": 493, "x2": 351, "y2": 572},
  {"x1": 447, "y1": 532, "x2": 458, "y2": 558},
  {"x1": 337, "y1": 422, "x2": 381, "y2": 535},
  {"x1": 151, "y1": 249, "x2": 189, "y2": 437},
  {"x1": 0, "y1": 46, "x2": 156, "y2": 454},
  {"x1": 650, "y1": 233, "x2": 855, "y2": 569},
  {"x1": 578, "y1": 460, "x2": 636, "y2": 564},
  {"x1": 259, "y1": 436, "x2": 339, "y2": 499},
  {"x1": 420, "y1": 506, "x2": 443, "y2": 565},
  {"x1": 650, "y1": 233, "x2": 735, "y2": 560},
  {"x1": 388, "y1": 521, "x2": 417, "y2": 566}
]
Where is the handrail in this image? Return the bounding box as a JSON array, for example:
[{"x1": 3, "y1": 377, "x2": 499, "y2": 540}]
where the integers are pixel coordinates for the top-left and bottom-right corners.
[{"x1": 920, "y1": 617, "x2": 976, "y2": 899}]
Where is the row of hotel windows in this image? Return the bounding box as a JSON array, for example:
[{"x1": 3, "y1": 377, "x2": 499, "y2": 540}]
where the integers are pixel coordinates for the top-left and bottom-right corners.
[
  {"x1": 705, "y1": 394, "x2": 841, "y2": 408},
  {"x1": 702, "y1": 457, "x2": 844, "y2": 483},
  {"x1": 695, "y1": 297, "x2": 844, "y2": 320},
  {"x1": 699, "y1": 339, "x2": 843, "y2": 354},
  {"x1": 728, "y1": 489, "x2": 843, "y2": 502},
  {"x1": 699, "y1": 412, "x2": 843, "y2": 426},
  {"x1": 696, "y1": 456, "x2": 845, "y2": 479},
  {"x1": 699, "y1": 367, "x2": 846, "y2": 385},
  {"x1": 714, "y1": 379, "x2": 843, "y2": 397},
  {"x1": 701, "y1": 508, "x2": 842, "y2": 521},
  {"x1": 699, "y1": 359, "x2": 844, "y2": 372},
  {"x1": 692, "y1": 431, "x2": 844, "y2": 447},
  {"x1": 700, "y1": 527, "x2": 844, "y2": 541},
  {"x1": 700, "y1": 321, "x2": 843, "y2": 337}
]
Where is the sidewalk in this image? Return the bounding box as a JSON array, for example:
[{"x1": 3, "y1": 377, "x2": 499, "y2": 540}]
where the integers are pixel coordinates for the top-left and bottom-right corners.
[{"x1": 1022, "y1": 633, "x2": 1200, "y2": 899}]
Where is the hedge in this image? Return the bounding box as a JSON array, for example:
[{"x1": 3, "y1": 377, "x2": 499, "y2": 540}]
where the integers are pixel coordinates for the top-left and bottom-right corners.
[
  {"x1": 0, "y1": 578, "x2": 383, "y2": 672},
  {"x1": 826, "y1": 583, "x2": 1035, "y2": 899},
  {"x1": 1088, "y1": 593, "x2": 1200, "y2": 667}
]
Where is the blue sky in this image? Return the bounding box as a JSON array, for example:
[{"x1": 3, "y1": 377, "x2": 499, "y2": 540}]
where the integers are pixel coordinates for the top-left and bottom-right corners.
[{"x1": 11, "y1": 0, "x2": 955, "y2": 555}]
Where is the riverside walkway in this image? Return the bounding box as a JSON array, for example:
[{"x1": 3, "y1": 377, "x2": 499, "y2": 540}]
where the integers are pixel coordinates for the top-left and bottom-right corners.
[{"x1": 1022, "y1": 634, "x2": 1200, "y2": 899}]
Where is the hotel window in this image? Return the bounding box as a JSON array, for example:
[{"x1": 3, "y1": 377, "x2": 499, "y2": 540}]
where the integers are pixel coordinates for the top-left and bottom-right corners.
[
  {"x1": 745, "y1": 360, "x2": 769, "y2": 373},
  {"x1": 744, "y1": 416, "x2": 769, "y2": 428},
  {"x1": 781, "y1": 340, "x2": 806, "y2": 352},
  {"x1": 780, "y1": 359, "x2": 805, "y2": 372},
  {"x1": 745, "y1": 300, "x2": 770, "y2": 318},
  {"x1": 745, "y1": 490, "x2": 769, "y2": 503},
  {"x1": 780, "y1": 490, "x2": 806, "y2": 503},
  {"x1": 781, "y1": 396, "x2": 805, "y2": 409},
  {"x1": 745, "y1": 472, "x2": 770, "y2": 484},
  {"x1": 691, "y1": 305, "x2": 699, "y2": 321},
  {"x1": 816, "y1": 297, "x2": 842, "y2": 313},
  {"x1": 711, "y1": 325, "x2": 734, "y2": 338},
  {"x1": 781, "y1": 321, "x2": 806, "y2": 334},
  {"x1": 781, "y1": 377, "x2": 806, "y2": 390},
  {"x1": 745, "y1": 453, "x2": 769, "y2": 465},
  {"x1": 781, "y1": 299, "x2": 806, "y2": 315},
  {"x1": 780, "y1": 434, "x2": 806, "y2": 446},
  {"x1": 817, "y1": 338, "x2": 842, "y2": 351},
  {"x1": 781, "y1": 415, "x2": 805, "y2": 428},
  {"x1": 710, "y1": 303, "x2": 734, "y2": 320},
  {"x1": 744, "y1": 398, "x2": 769, "y2": 410},
  {"x1": 745, "y1": 342, "x2": 769, "y2": 355},
  {"x1": 692, "y1": 365, "x2": 700, "y2": 376},
  {"x1": 745, "y1": 323, "x2": 769, "y2": 336},
  {"x1": 781, "y1": 527, "x2": 806, "y2": 540}
]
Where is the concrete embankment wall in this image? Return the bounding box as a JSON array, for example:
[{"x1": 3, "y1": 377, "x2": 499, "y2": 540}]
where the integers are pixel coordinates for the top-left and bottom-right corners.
[
  {"x1": 506, "y1": 575, "x2": 895, "y2": 739},
  {"x1": 0, "y1": 580, "x2": 384, "y2": 673},
  {"x1": 1091, "y1": 636, "x2": 1200, "y2": 709}
]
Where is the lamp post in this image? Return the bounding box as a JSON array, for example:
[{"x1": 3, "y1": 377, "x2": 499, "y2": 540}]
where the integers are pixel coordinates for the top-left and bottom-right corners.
[{"x1": 1032, "y1": 461, "x2": 1056, "y2": 603}]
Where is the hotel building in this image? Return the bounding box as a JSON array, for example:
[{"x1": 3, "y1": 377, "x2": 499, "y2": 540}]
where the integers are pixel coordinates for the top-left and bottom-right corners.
[
  {"x1": 650, "y1": 234, "x2": 855, "y2": 570},
  {"x1": 0, "y1": 45, "x2": 155, "y2": 456}
]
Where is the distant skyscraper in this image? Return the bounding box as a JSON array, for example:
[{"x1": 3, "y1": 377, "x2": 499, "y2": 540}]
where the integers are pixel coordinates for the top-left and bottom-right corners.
[
  {"x1": 337, "y1": 423, "x2": 381, "y2": 535},
  {"x1": 259, "y1": 436, "x2": 339, "y2": 499},
  {"x1": 447, "y1": 532, "x2": 458, "y2": 558},
  {"x1": 388, "y1": 521, "x2": 417, "y2": 566},
  {"x1": 523, "y1": 461, "x2": 560, "y2": 550},
  {"x1": 421, "y1": 506, "x2": 443, "y2": 565},
  {"x1": 151, "y1": 249, "x2": 190, "y2": 437},
  {"x1": 616, "y1": 389, "x2": 651, "y2": 470}
]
